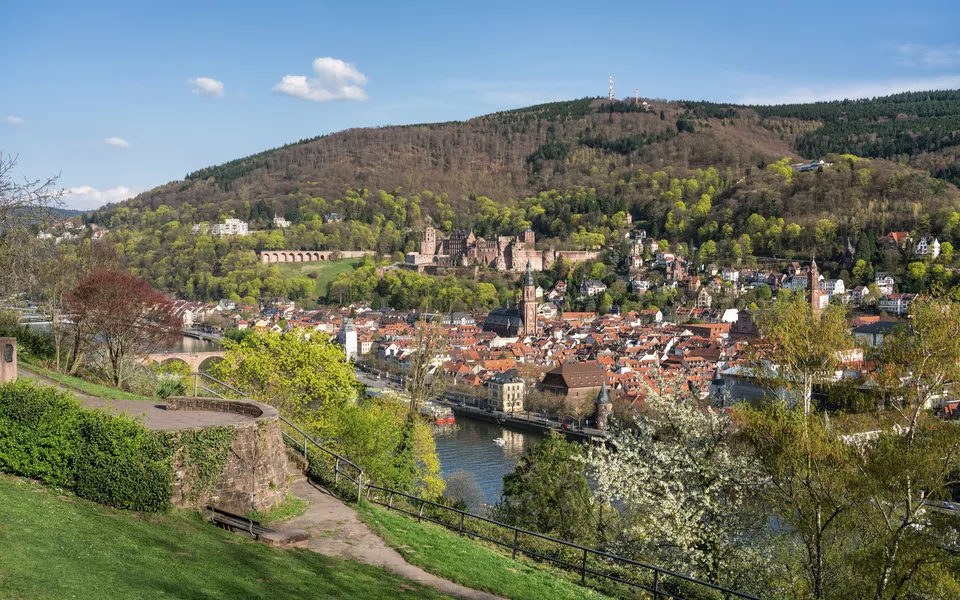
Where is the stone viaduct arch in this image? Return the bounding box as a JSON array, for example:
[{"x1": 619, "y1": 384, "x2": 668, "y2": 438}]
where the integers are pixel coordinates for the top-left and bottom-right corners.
[{"x1": 259, "y1": 250, "x2": 375, "y2": 265}]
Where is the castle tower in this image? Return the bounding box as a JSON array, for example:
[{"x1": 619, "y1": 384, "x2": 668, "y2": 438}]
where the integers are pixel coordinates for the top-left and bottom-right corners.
[
  {"x1": 594, "y1": 382, "x2": 613, "y2": 431},
  {"x1": 522, "y1": 228, "x2": 535, "y2": 247},
  {"x1": 421, "y1": 226, "x2": 436, "y2": 256},
  {"x1": 809, "y1": 257, "x2": 824, "y2": 313},
  {"x1": 520, "y1": 261, "x2": 538, "y2": 337}
]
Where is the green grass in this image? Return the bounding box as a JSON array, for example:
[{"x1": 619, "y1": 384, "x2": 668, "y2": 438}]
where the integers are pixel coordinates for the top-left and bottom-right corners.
[
  {"x1": 248, "y1": 494, "x2": 309, "y2": 526},
  {"x1": 275, "y1": 258, "x2": 361, "y2": 297},
  {"x1": 359, "y1": 505, "x2": 615, "y2": 600},
  {"x1": 19, "y1": 362, "x2": 154, "y2": 401},
  {"x1": 0, "y1": 475, "x2": 453, "y2": 600}
]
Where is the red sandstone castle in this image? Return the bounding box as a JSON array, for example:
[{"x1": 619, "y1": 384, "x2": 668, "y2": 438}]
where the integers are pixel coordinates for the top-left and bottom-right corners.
[{"x1": 405, "y1": 226, "x2": 599, "y2": 272}]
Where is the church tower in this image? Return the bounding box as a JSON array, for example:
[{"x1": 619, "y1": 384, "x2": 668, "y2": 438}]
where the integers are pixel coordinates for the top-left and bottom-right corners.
[
  {"x1": 520, "y1": 261, "x2": 538, "y2": 337},
  {"x1": 809, "y1": 257, "x2": 824, "y2": 313}
]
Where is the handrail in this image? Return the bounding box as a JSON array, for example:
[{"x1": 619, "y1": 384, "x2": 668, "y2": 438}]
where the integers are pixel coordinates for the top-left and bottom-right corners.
[
  {"x1": 190, "y1": 372, "x2": 246, "y2": 398},
  {"x1": 188, "y1": 371, "x2": 364, "y2": 502},
  {"x1": 365, "y1": 484, "x2": 762, "y2": 600},
  {"x1": 279, "y1": 419, "x2": 363, "y2": 503},
  {"x1": 188, "y1": 370, "x2": 759, "y2": 599}
]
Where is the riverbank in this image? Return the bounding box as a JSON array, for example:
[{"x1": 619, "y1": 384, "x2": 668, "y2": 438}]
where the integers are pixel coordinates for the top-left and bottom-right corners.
[{"x1": 433, "y1": 398, "x2": 606, "y2": 443}]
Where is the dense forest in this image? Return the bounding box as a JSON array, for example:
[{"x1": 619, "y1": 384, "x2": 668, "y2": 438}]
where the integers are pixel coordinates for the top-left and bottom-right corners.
[{"x1": 77, "y1": 92, "x2": 960, "y2": 305}]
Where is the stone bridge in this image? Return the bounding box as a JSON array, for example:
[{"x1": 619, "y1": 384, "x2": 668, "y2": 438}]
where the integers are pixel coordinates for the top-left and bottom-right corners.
[
  {"x1": 145, "y1": 351, "x2": 226, "y2": 372},
  {"x1": 260, "y1": 250, "x2": 375, "y2": 264}
]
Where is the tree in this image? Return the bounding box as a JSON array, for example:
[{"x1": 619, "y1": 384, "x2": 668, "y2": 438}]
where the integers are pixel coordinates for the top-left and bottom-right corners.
[
  {"x1": 211, "y1": 328, "x2": 360, "y2": 426},
  {"x1": 65, "y1": 269, "x2": 179, "y2": 387},
  {"x1": 739, "y1": 403, "x2": 859, "y2": 599},
  {"x1": 559, "y1": 393, "x2": 593, "y2": 428},
  {"x1": 329, "y1": 395, "x2": 444, "y2": 498},
  {"x1": 443, "y1": 470, "x2": 484, "y2": 513},
  {"x1": 405, "y1": 317, "x2": 446, "y2": 417},
  {"x1": 0, "y1": 153, "x2": 63, "y2": 297},
  {"x1": 755, "y1": 296, "x2": 853, "y2": 414},
  {"x1": 494, "y1": 432, "x2": 599, "y2": 544},
  {"x1": 754, "y1": 283, "x2": 772, "y2": 301},
  {"x1": 940, "y1": 241, "x2": 954, "y2": 263},
  {"x1": 587, "y1": 373, "x2": 768, "y2": 590}
]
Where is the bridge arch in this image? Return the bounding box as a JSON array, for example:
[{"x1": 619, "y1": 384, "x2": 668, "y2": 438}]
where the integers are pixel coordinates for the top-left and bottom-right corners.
[{"x1": 198, "y1": 356, "x2": 223, "y2": 373}]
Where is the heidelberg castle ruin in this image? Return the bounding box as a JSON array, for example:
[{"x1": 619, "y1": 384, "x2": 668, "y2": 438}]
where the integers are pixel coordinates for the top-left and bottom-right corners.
[{"x1": 404, "y1": 227, "x2": 600, "y2": 272}]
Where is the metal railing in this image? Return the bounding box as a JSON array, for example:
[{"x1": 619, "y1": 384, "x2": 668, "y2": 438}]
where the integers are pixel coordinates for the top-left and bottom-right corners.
[
  {"x1": 188, "y1": 371, "x2": 759, "y2": 599},
  {"x1": 188, "y1": 371, "x2": 364, "y2": 503},
  {"x1": 365, "y1": 484, "x2": 762, "y2": 600},
  {"x1": 190, "y1": 371, "x2": 245, "y2": 399},
  {"x1": 280, "y1": 416, "x2": 363, "y2": 503}
]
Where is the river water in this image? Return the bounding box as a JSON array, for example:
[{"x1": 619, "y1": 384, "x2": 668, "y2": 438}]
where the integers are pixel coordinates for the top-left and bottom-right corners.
[
  {"x1": 433, "y1": 413, "x2": 544, "y2": 505},
  {"x1": 166, "y1": 336, "x2": 221, "y2": 353}
]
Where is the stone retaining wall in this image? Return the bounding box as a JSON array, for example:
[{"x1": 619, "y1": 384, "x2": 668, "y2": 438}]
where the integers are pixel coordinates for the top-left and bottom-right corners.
[{"x1": 166, "y1": 396, "x2": 287, "y2": 515}]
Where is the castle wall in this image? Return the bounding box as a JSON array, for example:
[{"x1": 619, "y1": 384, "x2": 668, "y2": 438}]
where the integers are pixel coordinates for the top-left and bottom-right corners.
[{"x1": 166, "y1": 397, "x2": 287, "y2": 515}]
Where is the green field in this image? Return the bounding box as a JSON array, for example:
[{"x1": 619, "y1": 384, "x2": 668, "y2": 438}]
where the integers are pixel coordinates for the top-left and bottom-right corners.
[
  {"x1": 0, "y1": 475, "x2": 452, "y2": 600},
  {"x1": 359, "y1": 505, "x2": 615, "y2": 600},
  {"x1": 275, "y1": 259, "x2": 362, "y2": 298}
]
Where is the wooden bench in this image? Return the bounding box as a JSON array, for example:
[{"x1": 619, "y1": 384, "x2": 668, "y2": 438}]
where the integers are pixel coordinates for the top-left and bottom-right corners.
[{"x1": 206, "y1": 506, "x2": 275, "y2": 538}]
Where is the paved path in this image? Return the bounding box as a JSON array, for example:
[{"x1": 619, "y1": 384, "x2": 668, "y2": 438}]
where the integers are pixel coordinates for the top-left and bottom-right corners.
[
  {"x1": 17, "y1": 366, "x2": 255, "y2": 431},
  {"x1": 284, "y1": 477, "x2": 505, "y2": 600}
]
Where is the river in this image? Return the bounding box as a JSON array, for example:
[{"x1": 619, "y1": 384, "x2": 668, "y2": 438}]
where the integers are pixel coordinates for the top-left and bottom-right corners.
[
  {"x1": 433, "y1": 413, "x2": 544, "y2": 505},
  {"x1": 166, "y1": 335, "x2": 221, "y2": 354}
]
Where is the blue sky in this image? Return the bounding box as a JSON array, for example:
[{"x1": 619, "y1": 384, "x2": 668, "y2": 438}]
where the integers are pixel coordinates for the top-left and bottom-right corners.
[{"x1": 2, "y1": 0, "x2": 959, "y2": 210}]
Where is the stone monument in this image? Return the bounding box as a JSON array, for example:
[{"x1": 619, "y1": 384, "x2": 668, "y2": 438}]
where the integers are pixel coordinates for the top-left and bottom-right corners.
[{"x1": 0, "y1": 338, "x2": 16, "y2": 383}]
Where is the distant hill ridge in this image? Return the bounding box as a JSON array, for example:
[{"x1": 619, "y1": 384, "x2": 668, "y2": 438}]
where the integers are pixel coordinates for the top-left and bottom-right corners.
[{"x1": 92, "y1": 90, "x2": 960, "y2": 228}]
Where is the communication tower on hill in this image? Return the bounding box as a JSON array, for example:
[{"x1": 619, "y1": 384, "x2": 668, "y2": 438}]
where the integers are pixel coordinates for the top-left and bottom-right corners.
[
  {"x1": 635, "y1": 88, "x2": 639, "y2": 105},
  {"x1": 609, "y1": 74, "x2": 614, "y2": 101}
]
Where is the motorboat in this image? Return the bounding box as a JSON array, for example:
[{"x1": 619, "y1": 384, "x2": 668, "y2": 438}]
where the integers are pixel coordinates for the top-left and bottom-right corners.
[{"x1": 493, "y1": 437, "x2": 506, "y2": 445}]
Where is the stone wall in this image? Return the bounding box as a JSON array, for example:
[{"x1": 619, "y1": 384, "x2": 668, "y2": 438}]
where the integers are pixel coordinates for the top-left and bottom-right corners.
[{"x1": 166, "y1": 397, "x2": 288, "y2": 515}]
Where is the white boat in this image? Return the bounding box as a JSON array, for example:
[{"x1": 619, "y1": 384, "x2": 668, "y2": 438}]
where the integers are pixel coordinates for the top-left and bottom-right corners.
[{"x1": 493, "y1": 437, "x2": 506, "y2": 445}]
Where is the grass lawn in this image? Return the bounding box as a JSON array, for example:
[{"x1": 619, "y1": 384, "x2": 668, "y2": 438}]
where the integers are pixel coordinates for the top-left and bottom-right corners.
[
  {"x1": 0, "y1": 475, "x2": 453, "y2": 600},
  {"x1": 19, "y1": 361, "x2": 154, "y2": 401},
  {"x1": 358, "y1": 504, "x2": 615, "y2": 600},
  {"x1": 275, "y1": 258, "x2": 362, "y2": 298}
]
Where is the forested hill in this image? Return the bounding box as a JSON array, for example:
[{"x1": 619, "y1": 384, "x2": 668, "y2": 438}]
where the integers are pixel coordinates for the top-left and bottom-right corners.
[
  {"x1": 79, "y1": 91, "x2": 960, "y2": 305},
  {"x1": 93, "y1": 91, "x2": 960, "y2": 226}
]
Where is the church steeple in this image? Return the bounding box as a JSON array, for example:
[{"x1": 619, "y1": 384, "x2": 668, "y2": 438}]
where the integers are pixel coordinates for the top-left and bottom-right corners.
[
  {"x1": 809, "y1": 256, "x2": 823, "y2": 313},
  {"x1": 520, "y1": 261, "x2": 537, "y2": 337}
]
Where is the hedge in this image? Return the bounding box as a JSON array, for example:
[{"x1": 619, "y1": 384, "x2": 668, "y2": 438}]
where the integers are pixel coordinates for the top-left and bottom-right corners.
[{"x1": 0, "y1": 380, "x2": 174, "y2": 511}]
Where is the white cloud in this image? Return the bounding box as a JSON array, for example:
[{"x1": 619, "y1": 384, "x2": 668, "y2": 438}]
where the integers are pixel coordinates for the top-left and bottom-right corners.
[
  {"x1": 739, "y1": 75, "x2": 960, "y2": 105},
  {"x1": 5, "y1": 116, "x2": 24, "y2": 125},
  {"x1": 104, "y1": 137, "x2": 130, "y2": 149},
  {"x1": 189, "y1": 77, "x2": 225, "y2": 97},
  {"x1": 273, "y1": 57, "x2": 368, "y2": 102},
  {"x1": 65, "y1": 185, "x2": 142, "y2": 210},
  {"x1": 897, "y1": 44, "x2": 960, "y2": 69}
]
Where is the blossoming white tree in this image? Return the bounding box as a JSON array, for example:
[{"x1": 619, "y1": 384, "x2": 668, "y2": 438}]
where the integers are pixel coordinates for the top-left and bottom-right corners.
[{"x1": 586, "y1": 373, "x2": 770, "y2": 591}]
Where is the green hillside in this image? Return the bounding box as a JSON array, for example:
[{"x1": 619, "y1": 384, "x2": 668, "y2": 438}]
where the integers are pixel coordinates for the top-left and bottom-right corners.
[
  {"x1": 72, "y1": 91, "x2": 960, "y2": 306},
  {"x1": 0, "y1": 474, "x2": 452, "y2": 600}
]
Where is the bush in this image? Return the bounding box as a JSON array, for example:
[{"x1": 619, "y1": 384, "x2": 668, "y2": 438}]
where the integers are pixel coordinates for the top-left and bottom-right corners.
[
  {"x1": 0, "y1": 326, "x2": 55, "y2": 361},
  {"x1": 156, "y1": 376, "x2": 187, "y2": 399},
  {"x1": 0, "y1": 379, "x2": 174, "y2": 511},
  {"x1": 73, "y1": 410, "x2": 173, "y2": 511}
]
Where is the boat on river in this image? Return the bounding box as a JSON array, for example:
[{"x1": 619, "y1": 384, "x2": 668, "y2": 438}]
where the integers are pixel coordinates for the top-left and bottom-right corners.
[
  {"x1": 420, "y1": 402, "x2": 456, "y2": 425},
  {"x1": 493, "y1": 437, "x2": 506, "y2": 446}
]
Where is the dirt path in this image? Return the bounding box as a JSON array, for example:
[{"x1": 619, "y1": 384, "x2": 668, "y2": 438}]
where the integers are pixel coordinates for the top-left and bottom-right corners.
[{"x1": 284, "y1": 477, "x2": 505, "y2": 600}]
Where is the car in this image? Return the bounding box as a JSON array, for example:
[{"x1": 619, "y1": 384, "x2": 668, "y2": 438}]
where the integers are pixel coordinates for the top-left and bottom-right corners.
[{"x1": 560, "y1": 423, "x2": 571, "y2": 431}]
